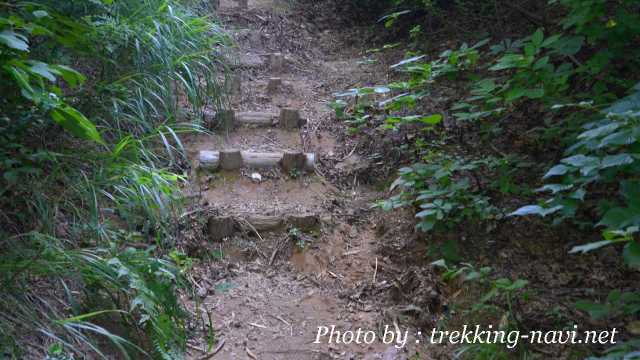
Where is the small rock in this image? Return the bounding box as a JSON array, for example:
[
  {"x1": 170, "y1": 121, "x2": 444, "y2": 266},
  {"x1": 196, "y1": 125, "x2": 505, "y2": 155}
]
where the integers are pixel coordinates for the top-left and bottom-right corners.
[
  {"x1": 250, "y1": 172, "x2": 262, "y2": 183},
  {"x1": 197, "y1": 287, "x2": 208, "y2": 298}
]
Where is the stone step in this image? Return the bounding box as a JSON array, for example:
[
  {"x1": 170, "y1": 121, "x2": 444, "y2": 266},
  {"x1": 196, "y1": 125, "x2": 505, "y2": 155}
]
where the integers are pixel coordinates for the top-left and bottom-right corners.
[
  {"x1": 207, "y1": 212, "x2": 320, "y2": 240},
  {"x1": 199, "y1": 150, "x2": 315, "y2": 172},
  {"x1": 213, "y1": 108, "x2": 305, "y2": 130}
]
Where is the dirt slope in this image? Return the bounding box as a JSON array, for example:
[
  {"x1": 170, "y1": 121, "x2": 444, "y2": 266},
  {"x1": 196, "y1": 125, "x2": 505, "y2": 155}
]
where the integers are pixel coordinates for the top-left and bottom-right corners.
[{"x1": 179, "y1": 0, "x2": 433, "y2": 359}]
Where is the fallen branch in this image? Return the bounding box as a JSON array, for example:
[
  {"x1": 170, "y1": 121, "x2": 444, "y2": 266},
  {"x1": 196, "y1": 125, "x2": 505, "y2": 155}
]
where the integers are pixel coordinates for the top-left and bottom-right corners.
[
  {"x1": 238, "y1": 217, "x2": 264, "y2": 241},
  {"x1": 195, "y1": 339, "x2": 226, "y2": 360},
  {"x1": 373, "y1": 257, "x2": 378, "y2": 284},
  {"x1": 246, "y1": 347, "x2": 258, "y2": 360},
  {"x1": 269, "y1": 236, "x2": 287, "y2": 266},
  {"x1": 249, "y1": 322, "x2": 268, "y2": 329}
]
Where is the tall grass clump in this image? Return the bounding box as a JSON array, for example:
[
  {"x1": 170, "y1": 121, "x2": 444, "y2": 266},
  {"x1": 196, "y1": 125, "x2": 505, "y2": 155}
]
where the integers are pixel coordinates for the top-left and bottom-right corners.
[{"x1": 0, "y1": 0, "x2": 230, "y2": 358}]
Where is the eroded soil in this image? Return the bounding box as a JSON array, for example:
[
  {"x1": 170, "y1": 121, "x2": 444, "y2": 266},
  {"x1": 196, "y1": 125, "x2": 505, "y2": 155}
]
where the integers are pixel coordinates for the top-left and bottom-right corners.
[{"x1": 180, "y1": 0, "x2": 430, "y2": 359}]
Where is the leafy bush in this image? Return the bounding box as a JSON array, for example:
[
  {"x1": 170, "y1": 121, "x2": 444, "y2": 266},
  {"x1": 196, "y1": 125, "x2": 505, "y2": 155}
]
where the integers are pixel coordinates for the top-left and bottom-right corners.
[
  {"x1": 380, "y1": 155, "x2": 501, "y2": 232},
  {"x1": 515, "y1": 86, "x2": 640, "y2": 269},
  {"x1": 1, "y1": 234, "x2": 187, "y2": 358},
  {"x1": 334, "y1": 0, "x2": 640, "y2": 357},
  {"x1": 0, "y1": 0, "x2": 229, "y2": 357}
]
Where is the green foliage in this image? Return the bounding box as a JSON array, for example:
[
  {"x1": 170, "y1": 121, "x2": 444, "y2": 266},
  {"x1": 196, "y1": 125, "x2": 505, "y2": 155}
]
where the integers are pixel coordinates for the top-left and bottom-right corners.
[
  {"x1": 289, "y1": 227, "x2": 306, "y2": 249},
  {"x1": 558, "y1": 0, "x2": 640, "y2": 99},
  {"x1": 515, "y1": 86, "x2": 640, "y2": 269},
  {"x1": 0, "y1": 8, "x2": 104, "y2": 145},
  {"x1": 454, "y1": 342, "x2": 512, "y2": 360},
  {"x1": 0, "y1": 0, "x2": 230, "y2": 357},
  {"x1": 379, "y1": 154, "x2": 501, "y2": 232},
  {"x1": 454, "y1": 29, "x2": 575, "y2": 121},
  {"x1": 431, "y1": 259, "x2": 492, "y2": 283},
  {"x1": 576, "y1": 290, "x2": 640, "y2": 360},
  {"x1": 575, "y1": 290, "x2": 640, "y2": 321},
  {"x1": 339, "y1": 0, "x2": 640, "y2": 357},
  {"x1": 433, "y1": 259, "x2": 530, "y2": 359},
  {"x1": 1, "y1": 234, "x2": 187, "y2": 359},
  {"x1": 585, "y1": 339, "x2": 640, "y2": 360},
  {"x1": 328, "y1": 99, "x2": 347, "y2": 120}
]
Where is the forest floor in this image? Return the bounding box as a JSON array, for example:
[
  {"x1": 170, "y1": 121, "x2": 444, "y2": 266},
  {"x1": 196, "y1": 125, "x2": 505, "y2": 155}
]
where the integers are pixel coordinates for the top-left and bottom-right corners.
[
  {"x1": 170, "y1": 0, "x2": 640, "y2": 359},
  {"x1": 179, "y1": 0, "x2": 430, "y2": 359}
]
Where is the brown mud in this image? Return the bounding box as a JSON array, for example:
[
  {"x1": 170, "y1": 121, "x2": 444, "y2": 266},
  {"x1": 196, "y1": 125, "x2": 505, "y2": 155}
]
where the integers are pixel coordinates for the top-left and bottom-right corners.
[{"x1": 179, "y1": 0, "x2": 434, "y2": 359}]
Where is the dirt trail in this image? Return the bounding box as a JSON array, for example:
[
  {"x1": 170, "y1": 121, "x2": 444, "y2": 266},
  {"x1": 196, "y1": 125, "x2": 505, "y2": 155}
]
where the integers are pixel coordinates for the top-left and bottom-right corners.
[{"x1": 182, "y1": 1, "x2": 427, "y2": 359}]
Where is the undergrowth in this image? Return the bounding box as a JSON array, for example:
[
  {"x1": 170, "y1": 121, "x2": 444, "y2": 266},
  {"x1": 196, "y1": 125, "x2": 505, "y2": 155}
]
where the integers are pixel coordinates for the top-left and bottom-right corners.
[
  {"x1": 1, "y1": 0, "x2": 230, "y2": 358},
  {"x1": 332, "y1": 0, "x2": 640, "y2": 358}
]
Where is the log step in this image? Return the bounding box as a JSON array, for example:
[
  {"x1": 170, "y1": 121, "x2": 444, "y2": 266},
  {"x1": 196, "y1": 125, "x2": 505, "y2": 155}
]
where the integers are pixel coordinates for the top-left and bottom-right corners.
[
  {"x1": 230, "y1": 53, "x2": 264, "y2": 69},
  {"x1": 236, "y1": 111, "x2": 277, "y2": 126},
  {"x1": 199, "y1": 150, "x2": 315, "y2": 172},
  {"x1": 207, "y1": 213, "x2": 320, "y2": 240},
  {"x1": 211, "y1": 108, "x2": 306, "y2": 130}
]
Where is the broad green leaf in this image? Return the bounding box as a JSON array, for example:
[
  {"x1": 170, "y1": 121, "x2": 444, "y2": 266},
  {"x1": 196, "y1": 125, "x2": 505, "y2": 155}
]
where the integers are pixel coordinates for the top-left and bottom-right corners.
[
  {"x1": 598, "y1": 207, "x2": 638, "y2": 229},
  {"x1": 4, "y1": 65, "x2": 35, "y2": 99},
  {"x1": 603, "y1": 82, "x2": 640, "y2": 114},
  {"x1": 52, "y1": 65, "x2": 86, "y2": 87},
  {"x1": 537, "y1": 184, "x2": 573, "y2": 193},
  {"x1": 419, "y1": 114, "x2": 443, "y2": 125},
  {"x1": 561, "y1": 154, "x2": 599, "y2": 168},
  {"x1": 569, "y1": 188, "x2": 586, "y2": 200},
  {"x1": 28, "y1": 61, "x2": 57, "y2": 82},
  {"x1": 50, "y1": 106, "x2": 105, "y2": 145},
  {"x1": 575, "y1": 300, "x2": 610, "y2": 320},
  {"x1": 489, "y1": 54, "x2": 524, "y2": 71},
  {"x1": 599, "y1": 130, "x2": 636, "y2": 148},
  {"x1": 0, "y1": 30, "x2": 29, "y2": 51},
  {"x1": 624, "y1": 241, "x2": 640, "y2": 269},
  {"x1": 622, "y1": 181, "x2": 640, "y2": 208},
  {"x1": 601, "y1": 153, "x2": 634, "y2": 169},
  {"x1": 391, "y1": 55, "x2": 425, "y2": 69},
  {"x1": 430, "y1": 259, "x2": 447, "y2": 268},
  {"x1": 531, "y1": 29, "x2": 544, "y2": 47},
  {"x1": 578, "y1": 123, "x2": 619, "y2": 140},
  {"x1": 533, "y1": 56, "x2": 549, "y2": 70},
  {"x1": 509, "y1": 205, "x2": 562, "y2": 217},
  {"x1": 541, "y1": 34, "x2": 561, "y2": 48},
  {"x1": 543, "y1": 164, "x2": 570, "y2": 179},
  {"x1": 551, "y1": 36, "x2": 583, "y2": 56},
  {"x1": 417, "y1": 220, "x2": 435, "y2": 232},
  {"x1": 33, "y1": 10, "x2": 49, "y2": 18},
  {"x1": 503, "y1": 279, "x2": 528, "y2": 291},
  {"x1": 505, "y1": 87, "x2": 544, "y2": 102},
  {"x1": 569, "y1": 240, "x2": 613, "y2": 254},
  {"x1": 416, "y1": 209, "x2": 437, "y2": 218}
]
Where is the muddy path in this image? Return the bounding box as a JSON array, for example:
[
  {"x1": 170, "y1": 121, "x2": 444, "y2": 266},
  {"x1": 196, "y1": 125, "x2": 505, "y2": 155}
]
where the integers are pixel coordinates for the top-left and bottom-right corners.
[{"x1": 179, "y1": 1, "x2": 434, "y2": 359}]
